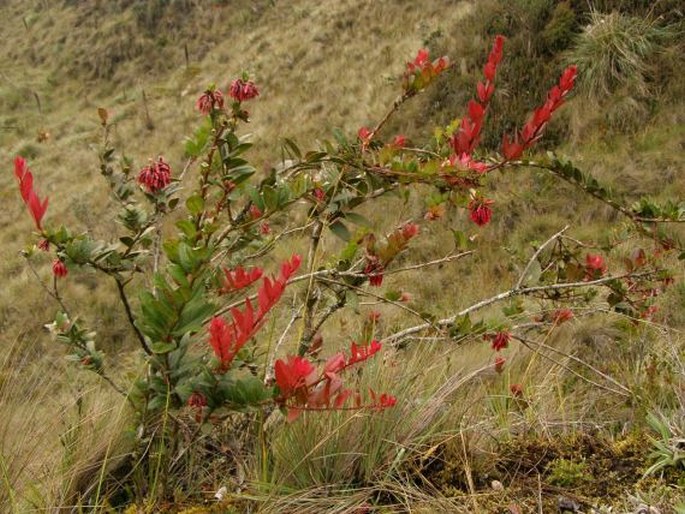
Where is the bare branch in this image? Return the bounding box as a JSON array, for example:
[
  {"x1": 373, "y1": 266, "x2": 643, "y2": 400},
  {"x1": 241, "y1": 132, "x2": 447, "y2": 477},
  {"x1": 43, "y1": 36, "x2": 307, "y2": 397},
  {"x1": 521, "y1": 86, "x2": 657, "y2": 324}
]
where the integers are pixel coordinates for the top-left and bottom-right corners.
[{"x1": 515, "y1": 225, "x2": 568, "y2": 290}]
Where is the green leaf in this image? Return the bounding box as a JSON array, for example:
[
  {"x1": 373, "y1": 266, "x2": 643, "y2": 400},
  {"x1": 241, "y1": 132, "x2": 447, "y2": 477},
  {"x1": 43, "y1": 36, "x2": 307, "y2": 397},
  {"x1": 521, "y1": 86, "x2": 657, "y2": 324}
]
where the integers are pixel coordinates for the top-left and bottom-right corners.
[
  {"x1": 186, "y1": 195, "x2": 205, "y2": 215},
  {"x1": 329, "y1": 220, "x2": 351, "y2": 241},
  {"x1": 345, "y1": 290, "x2": 359, "y2": 313},
  {"x1": 151, "y1": 342, "x2": 177, "y2": 354},
  {"x1": 282, "y1": 138, "x2": 301, "y2": 160},
  {"x1": 344, "y1": 212, "x2": 372, "y2": 227}
]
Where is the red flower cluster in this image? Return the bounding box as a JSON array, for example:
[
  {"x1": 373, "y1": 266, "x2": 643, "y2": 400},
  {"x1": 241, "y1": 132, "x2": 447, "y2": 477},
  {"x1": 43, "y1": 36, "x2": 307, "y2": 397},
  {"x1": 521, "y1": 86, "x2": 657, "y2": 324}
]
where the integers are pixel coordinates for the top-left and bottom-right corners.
[
  {"x1": 187, "y1": 391, "x2": 207, "y2": 422},
  {"x1": 209, "y1": 255, "x2": 301, "y2": 372},
  {"x1": 219, "y1": 265, "x2": 263, "y2": 294},
  {"x1": 196, "y1": 88, "x2": 224, "y2": 115},
  {"x1": 358, "y1": 126, "x2": 373, "y2": 146},
  {"x1": 137, "y1": 157, "x2": 172, "y2": 193},
  {"x1": 14, "y1": 157, "x2": 49, "y2": 231},
  {"x1": 501, "y1": 65, "x2": 577, "y2": 160},
  {"x1": 585, "y1": 253, "x2": 607, "y2": 279},
  {"x1": 229, "y1": 78, "x2": 260, "y2": 102},
  {"x1": 249, "y1": 204, "x2": 263, "y2": 220},
  {"x1": 450, "y1": 36, "x2": 505, "y2": 159},
  {"x1": 494, "y1": 356, "x2": 506, "y2": 373},
  {"x1": 485, "y1": 331, "x2": 511, "y2": 351},
  {"x1": 402, "y1": 48, "x2": 449, "y2": 94},
  {"x1": 52, "y1": 259, "x2": 68, "y2": 278},
  {"x1": 552, "y1": 308, "x2": 574, "y2": 324},
  {"x1": 274, "y1": 339, "x2": 394, "y2": 422},
  {"x1": 468, "y1": 197, "x2": 494, "y2": 226},
  {"x1": 364, "y1": 258, "x2": 384, "y2": 287}
]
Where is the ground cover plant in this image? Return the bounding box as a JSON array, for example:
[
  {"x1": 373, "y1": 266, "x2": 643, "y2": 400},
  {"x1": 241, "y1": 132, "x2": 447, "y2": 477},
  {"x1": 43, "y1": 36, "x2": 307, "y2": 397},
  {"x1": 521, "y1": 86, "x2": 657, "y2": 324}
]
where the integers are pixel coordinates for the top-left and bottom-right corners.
[{"x1": 1, "y1": 1, "x2": 684, "y2": 512}]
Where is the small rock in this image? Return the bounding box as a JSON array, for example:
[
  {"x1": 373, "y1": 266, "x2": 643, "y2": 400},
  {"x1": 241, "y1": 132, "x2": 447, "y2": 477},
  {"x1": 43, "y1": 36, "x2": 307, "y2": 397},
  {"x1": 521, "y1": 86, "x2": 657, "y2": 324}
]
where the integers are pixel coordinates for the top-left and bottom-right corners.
[
  {"x1": 491, "y1": 479, "x2": 504, "y2": 491},
  {"x1": 558, "y1": 495, "x2": 581, "y2": 513}
]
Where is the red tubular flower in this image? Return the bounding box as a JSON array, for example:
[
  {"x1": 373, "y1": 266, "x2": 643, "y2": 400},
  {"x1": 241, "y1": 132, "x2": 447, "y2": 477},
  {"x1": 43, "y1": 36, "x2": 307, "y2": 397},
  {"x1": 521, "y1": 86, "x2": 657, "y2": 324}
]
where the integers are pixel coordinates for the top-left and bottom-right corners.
[
  {"x1": 52, "y1": 259, "x2": 68, "y2": 278},
  {"x1": 468, "y1": 197, "x2": 494, "y2": 226},
  {"x1": 38, "y1": 239, "x2": 50, "y2": 252},
  {"x1": 510, "y1": 384, "x2": 524, "y2": 397},
  {"x1": 392, "y1": 134, "x2": 407, "y2": 148},
  {"x1": 552, "y1": 309, "x2": 574, "y2": 324},
  {"x1": 196, "y1": 88, "x2": 224, "y2": 115},
  {"x1": 138, "y1": 157, "x2": 171, "y2": 193},
  {"x1": 260, "y1": 222, "x2": 271, "y2": 235},
  {"x1": 401, "y1": 222, "x2": 419, "y2": 240},
  {"x1": 486, "y1": 331, "x2": 511, "y2": 351},
  {"x1": 364, "y1": 258, "x2": 384, "y2": 287},
  {"x1": 585, "y1": 253, "x2": 607, "y2": 278},
  {"x1": 358, "y1": 126, "x2": 372, "y2": 145},
  {"x1": 495, "y1": 356, "x2": 506, "y2": 373},
  {"x1": 187, "y1": 392, "x2": 207, "y2": 422},
  {"x1": 249, "y1": 204, "x2": 262, "y2": 220},
  {"x1": 220, "y1": 265, "x2": 263, "y2": 294},
  {"x1": 14, "y1": 157, "x2": 49, "y2": 231},
  {"x1": 228, "y1": 78, "x2": 260, "y2": 102},
  {"x1": 313, "y1": 188, "x2": 326, "y2": 202}
]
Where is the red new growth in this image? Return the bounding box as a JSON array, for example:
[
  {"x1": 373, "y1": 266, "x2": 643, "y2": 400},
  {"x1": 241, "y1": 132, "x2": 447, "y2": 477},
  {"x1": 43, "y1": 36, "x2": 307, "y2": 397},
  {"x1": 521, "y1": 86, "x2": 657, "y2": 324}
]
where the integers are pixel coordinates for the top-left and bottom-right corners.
[
  {"x1": 501, "y1": 65, "x2": 577, "y2": 160},
  {"x1": 403, "y1": 48, "x2": 449, "y2": 93},
  {"x1": 220, "y1": 265, "x2": 263, "y2": 294},
  {"x1": 450, "y1": 36, "x2": 505, "y2": 159},
  {"x1": 14, "y1": 157, "x2": 49, "y2": 231},
  {"x1": 209, "y1": 255, "x2": 301, "y2": 372}
]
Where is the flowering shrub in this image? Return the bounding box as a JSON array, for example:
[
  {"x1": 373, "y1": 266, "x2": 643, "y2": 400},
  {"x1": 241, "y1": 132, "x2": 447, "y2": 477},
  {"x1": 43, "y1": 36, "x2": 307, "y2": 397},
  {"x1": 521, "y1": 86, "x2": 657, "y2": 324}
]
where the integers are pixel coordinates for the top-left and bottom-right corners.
[{"x1": 12, "y1": 35, "x2": 680, "y2": 500}]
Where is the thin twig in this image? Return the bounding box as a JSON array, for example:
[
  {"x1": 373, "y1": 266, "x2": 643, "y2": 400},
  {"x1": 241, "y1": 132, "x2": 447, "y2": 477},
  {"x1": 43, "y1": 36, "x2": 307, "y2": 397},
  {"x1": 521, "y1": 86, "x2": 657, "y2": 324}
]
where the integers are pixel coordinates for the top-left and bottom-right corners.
[
  {"x1": 515, "y1": 226, "x2": 568, "y2": 290},
  {"x1": 265, "y1": 304, "x2": 303, "y2": 383},
  {"x1": 115, "y1": 279, "x2": 152, "y2": 355},
  {"x1": 383, "y1": 272, "x2": 654, "y2": 345}
]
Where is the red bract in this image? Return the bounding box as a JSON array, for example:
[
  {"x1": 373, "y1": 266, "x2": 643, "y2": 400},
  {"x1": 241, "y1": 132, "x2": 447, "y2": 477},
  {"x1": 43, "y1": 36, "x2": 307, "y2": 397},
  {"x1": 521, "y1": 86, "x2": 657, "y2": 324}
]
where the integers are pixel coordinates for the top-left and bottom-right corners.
[
  {"x1": 229, "y1": 78, "x2": 259, "y2": 102},
  {"x1": 260, "y1": 222, "x2": 271, "y2": 235},
  {"x1": 486, "y1": 331, "x2": 511, "y2": 351},
  {"x1": 14, "y1": 157, "x2": 49, "y2": 231},
  {"x1": 38, "y1": 239, "x2": 50, "y2": 252},
  {"x1": 219, "y1": 265, "x2": 263, "y2": 294},
  {"x1": 52, "y1": 259, "x2": 68, "y2": 278},
  {"x1": 501, "y1": 65, "x2": 577, "y2": 160},
  {"x1": 138, "y1": 157, "x2": 172, "y2": 193},
  {"x1": 468, "y1": 197, "x2": 494, "y2": 226},
  {"x1": 196, "y1": 88, "x2": 224, "y2": 115}
]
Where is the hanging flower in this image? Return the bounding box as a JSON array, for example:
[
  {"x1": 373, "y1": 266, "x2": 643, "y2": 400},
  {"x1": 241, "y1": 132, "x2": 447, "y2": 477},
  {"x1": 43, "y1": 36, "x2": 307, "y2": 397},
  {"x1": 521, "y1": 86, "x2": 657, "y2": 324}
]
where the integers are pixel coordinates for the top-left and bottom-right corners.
[
  {"x1": 52, "y1": 259, "x2": 68, "y2": 278},
  {"x1": 229, "y1": 78, "x2": 260, "y2": 102},
  {"x1": 196, "y1": 88, "x2": 224, "y2": 115},
  {"x1": 468, "y1": 197, "x2": 494, "y2": 226}
]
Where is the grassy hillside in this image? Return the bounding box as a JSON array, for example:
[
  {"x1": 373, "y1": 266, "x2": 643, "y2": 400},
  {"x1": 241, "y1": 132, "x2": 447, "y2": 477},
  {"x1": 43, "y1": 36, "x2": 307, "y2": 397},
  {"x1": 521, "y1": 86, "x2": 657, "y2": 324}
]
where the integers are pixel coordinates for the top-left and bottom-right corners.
[{"x1": 1, "y1": 1, "x2": 684, "y2": 512}]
